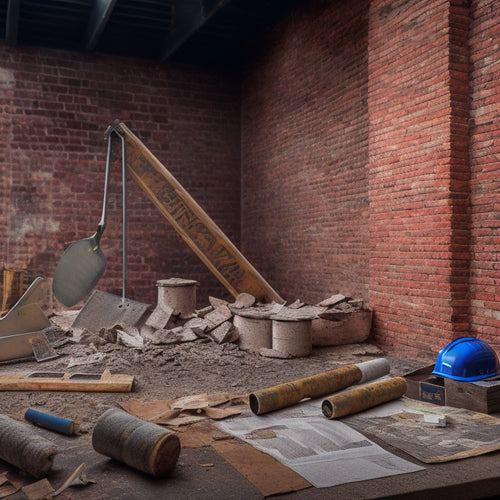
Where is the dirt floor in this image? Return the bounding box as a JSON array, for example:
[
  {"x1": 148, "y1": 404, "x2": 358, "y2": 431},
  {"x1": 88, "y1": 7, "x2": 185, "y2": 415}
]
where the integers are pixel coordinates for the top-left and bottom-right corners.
[
  {"x1": 1, "y1": 308, "x2": 432, "y2": 432},
  {"x1": 4, "y1": 309, "x2": 500, "y2": 500}
]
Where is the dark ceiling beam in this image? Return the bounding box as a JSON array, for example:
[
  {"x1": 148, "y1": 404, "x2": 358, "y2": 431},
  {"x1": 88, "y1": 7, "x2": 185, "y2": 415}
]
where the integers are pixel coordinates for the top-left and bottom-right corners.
[
  {"x1": 160, "y1": 0, "x2": 230, "y2": 61},
  {"x1": 84, "y1": 0, "x2": 117, "y2": 51},
  {"x1": 5, "y1": 0, "x2": 21, "y2": 45}
]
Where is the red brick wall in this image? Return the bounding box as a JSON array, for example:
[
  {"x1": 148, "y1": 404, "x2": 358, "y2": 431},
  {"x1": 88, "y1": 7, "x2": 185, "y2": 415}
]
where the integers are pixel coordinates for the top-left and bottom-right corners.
[
  {"x1": 0, "y1": 47, "x2": 240, "y2": 307},
  {"x1": 469, "y1": 0, "x2": 500, "y2": 353},
  {"x1": 241, "y1": 0, "x2": 370, "y2": 305},
  {"x1": 2, "y1": 0, "x2": 500, "y2": 359},
  {"x1": 241, "y1": 0, "x2": 500, "y2": 359},
  {"x1": 367, "y1": 0, "x2": 471, "y2": 356}
]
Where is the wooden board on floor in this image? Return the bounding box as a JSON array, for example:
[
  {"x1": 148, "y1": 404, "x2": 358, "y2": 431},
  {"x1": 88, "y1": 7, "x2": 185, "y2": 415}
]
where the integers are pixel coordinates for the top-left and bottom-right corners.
[{"x1": 0, "y1": 370, "x2": 134, "y2": 392}]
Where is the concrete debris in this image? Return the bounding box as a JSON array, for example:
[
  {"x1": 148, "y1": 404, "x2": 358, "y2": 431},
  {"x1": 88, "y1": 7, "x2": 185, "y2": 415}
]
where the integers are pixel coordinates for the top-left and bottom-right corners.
[
  {"x1": 288, "y1": 299, "x2": 305, "y2": 309},
  {"x1": 67, "y1": 352, "x2": 106, "y2": 368},
  {"x1": 209, "y1": 296, "x2": 229, "y2": 308},
  {"x1": 317, "y1": 294, "x2": 349, "y2": 307},
  {"x1": 114, "y1": 290, "x2": 369, "y2": 358},
  {"x1": 36, "y1": 284, "x2": 371, "y2": 364},
  {"x1": 209, "y1": 321, "x2": 236, "y2": 344},
  {"x1": 195, "y1": 305, "x2": 213, "y2": 317},
  {"x1": 151, "y1": 326, "x2": 199, "y2": 345},
  {"x1": 115, "y1": 327, "x2": 144, "y2": 349},
  {"x1": 203, "y1": 305, "x2": 233, "y2": 331},
  {"x1": 231, "y1": 293, "x2": 256, "y2": 309},
  {"x1": 145, "y1": 304, "x2": 173, "y2": 330}
]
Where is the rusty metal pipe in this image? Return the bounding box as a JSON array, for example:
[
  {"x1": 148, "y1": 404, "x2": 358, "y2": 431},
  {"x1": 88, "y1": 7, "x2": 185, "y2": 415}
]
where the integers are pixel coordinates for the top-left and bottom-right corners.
[
  {"x1": 321, "y1": 377, "x2": 407, "y2": 419},
  {"x1": 249, "y1": 359, "x2": 390, "y2": 415}
]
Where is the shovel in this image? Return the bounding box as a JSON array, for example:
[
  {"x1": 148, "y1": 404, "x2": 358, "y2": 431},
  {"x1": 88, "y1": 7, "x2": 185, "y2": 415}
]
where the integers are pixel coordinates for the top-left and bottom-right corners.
[{"x1": 52, "y1": 135, "x2": 113, "y2": 307}]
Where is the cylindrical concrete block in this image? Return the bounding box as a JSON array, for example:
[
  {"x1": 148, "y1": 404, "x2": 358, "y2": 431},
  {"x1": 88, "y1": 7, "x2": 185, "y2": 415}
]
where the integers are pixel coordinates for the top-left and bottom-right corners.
[
  {"x1": 0, "y1": 414, "x2": 58, "y2": 478},
  {"x1": 322, "y1": 377, "x2": 407, "y2": 419},
  {"x1": 92, "y1": 408, "x2": 180, "y2": 477},
  {"x1": 272, "y1": 318, "x2": 312, "y2": 357},
  {"x1": 234, "y1": 314, "x2": 272, "y2": 352},
  {"x1": 156, "y1": 278, "x2": 198, "y2": 316}
]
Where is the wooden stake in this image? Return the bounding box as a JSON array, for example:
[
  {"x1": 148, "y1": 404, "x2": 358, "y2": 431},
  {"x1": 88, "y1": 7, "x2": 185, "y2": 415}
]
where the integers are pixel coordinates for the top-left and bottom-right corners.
[{"x1": 1, "y1": 269, "x2": 24, "y2": 314}]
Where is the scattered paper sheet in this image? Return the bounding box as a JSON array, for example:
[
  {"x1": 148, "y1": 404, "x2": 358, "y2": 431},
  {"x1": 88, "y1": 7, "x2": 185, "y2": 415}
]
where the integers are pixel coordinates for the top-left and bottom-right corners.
[
  {"x1": 216, "y1": 401, "x2": 423, "y2": 488},
  {"x1": 344, "y1": 398, "x2": 500, "y2": 463},
  {"x1": 0, "y1": 471, "x2": 22, "y2": 498},
  {"x1": 119, "y1": 393, "x2": 248, "y2": 426}
]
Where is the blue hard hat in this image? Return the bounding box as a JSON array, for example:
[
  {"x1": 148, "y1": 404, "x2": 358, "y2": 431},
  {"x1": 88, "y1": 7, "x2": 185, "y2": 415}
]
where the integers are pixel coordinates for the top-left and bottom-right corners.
[{"x1": 432, "y1": 337, "x2": 500, "y2": 382}]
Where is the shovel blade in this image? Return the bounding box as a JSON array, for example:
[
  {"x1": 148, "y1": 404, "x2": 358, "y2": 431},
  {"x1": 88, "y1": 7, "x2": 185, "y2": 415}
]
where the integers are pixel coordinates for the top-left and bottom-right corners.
[{"x1": 53, "y1": 237, "x2": 106, "y2": 307}]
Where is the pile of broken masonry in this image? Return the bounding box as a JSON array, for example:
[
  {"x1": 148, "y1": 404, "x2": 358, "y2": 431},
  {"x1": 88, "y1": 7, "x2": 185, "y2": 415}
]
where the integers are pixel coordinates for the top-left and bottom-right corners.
[{"x1": 65, "y1": 283, "x2": 372, "y2": 360}]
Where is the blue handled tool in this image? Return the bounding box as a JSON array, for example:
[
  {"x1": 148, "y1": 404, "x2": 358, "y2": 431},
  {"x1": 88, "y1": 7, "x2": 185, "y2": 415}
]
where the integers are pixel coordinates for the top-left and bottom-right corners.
[{"x1": 25, "y1": 408, "x2": 78, "y2": 436}]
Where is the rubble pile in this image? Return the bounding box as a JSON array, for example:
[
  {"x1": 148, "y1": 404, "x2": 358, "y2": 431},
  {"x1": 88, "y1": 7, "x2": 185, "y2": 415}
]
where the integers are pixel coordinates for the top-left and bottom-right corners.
[{"x1": 55, "y1": 290, "x2": 371, "y2": 361}]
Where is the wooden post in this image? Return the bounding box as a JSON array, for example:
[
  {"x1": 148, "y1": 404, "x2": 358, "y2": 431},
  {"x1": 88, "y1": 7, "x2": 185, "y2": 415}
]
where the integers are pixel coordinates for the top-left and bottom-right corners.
[{"x1": 1, "y1": 269, "x2": 24, "y2": 314}]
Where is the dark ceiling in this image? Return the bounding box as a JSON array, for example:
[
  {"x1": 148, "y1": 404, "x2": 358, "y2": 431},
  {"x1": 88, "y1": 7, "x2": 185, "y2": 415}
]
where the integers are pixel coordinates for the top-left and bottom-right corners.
[{"x1": 0, "y1": 0, "x2": 301, "y2": 65}]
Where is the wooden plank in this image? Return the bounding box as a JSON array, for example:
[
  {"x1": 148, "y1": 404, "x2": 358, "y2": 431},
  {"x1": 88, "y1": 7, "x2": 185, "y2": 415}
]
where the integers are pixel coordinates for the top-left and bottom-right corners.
[
  {"x1": 111, "y1": 121, "x2": 283, "y2": 304},
  {"x1": 0, "y1": 370, "x2": 134, "y2": 392}
]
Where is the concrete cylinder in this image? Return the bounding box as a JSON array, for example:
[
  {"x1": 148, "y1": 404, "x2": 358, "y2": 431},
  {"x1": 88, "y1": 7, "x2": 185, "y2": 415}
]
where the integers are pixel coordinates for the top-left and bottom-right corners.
[
  {"x1": 233, "y1": 313, "x2": 272, "y2": 352},
  {"x1": 156, "y1": 278, "x2": 198, "y2": 316},
  {"x1": 92, "y1": 408, "x2": 180, "y2": 477},
  {"x1": 272, "y1": 318, "x2": 312, "y2": 357}
]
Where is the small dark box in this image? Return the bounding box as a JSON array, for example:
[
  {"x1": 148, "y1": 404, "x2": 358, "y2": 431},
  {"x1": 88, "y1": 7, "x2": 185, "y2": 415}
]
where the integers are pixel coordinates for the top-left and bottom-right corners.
[{"x1": 404, "y1": 366, "x2": 446, "y2": 406}]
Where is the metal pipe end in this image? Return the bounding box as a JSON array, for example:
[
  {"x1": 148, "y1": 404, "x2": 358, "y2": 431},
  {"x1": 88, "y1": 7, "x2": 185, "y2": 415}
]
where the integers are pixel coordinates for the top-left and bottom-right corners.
[
  {"x1": 321, "y1": 400, "x2": 334, "y2": 419},
  {"x1": 249, "y1": 394, "x2": 260, "y2": 415}
]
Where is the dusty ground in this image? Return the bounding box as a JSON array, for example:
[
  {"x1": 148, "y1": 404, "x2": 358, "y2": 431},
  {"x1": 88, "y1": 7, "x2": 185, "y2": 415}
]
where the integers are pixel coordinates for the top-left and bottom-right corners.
[{"x1": 1, "y1": 309, "x2": 433, "y2": 434}]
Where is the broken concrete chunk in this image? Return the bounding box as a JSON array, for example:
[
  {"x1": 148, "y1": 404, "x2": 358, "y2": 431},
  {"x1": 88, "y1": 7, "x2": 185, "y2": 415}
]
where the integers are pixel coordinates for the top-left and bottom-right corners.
[
  {"x1": 195, "y1": 305, "x2": 213, "y2": 318},
  {"x1": 151, "y1": 326, "x2": 199, "y2": 345},
  {"x1": 145, "y1": 304, "x2": 174, "y2": 330},
  {"x1": 232, "y1": 293, "x2": 256, "y2": 309},
  {"x1": 67, "y1": 352, "x2": 106, "y2": 368},
  {"x1": 184, "y1": 317, "x2": 209, "y2": 336},
  {"x1": 317, "y1": 294, "x2": 348, "y2": 307},
  {"x1": 270, "y1": 305, "x2": 319, "y2": 321},
  {"x1": 204, "y1": 305, "x2": 233, "y2": 332},
  {"x1": 209, "y1": 296, "x2": 229, "y2": 308},
  {"x1": 116, "y1": 327, "x2": 144, "y2": 348},
  {"x1": 209, "y1": 321, "x2": 234, "y2": 344},
  {"x1": 288, "y1": 299, "x2": 305, "y2": 309}
]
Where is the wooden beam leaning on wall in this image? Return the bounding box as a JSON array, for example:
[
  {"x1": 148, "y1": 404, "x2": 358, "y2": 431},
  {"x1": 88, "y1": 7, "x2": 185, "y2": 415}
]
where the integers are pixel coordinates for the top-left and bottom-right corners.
[{"x1": 109, "y1": 121, "x2": 284, "y2": 304}]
